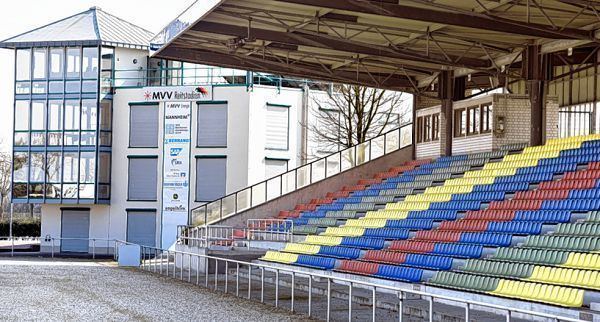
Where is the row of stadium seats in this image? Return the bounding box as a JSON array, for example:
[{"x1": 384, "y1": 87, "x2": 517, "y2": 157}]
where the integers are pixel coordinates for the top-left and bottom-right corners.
[{"x1": 260, "y1": 134, "x2": 600, "y2": 307}]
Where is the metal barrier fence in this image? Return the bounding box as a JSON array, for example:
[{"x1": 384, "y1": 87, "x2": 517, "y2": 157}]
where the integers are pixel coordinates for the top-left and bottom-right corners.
[
  {"x1": 0, "y1": 236, "x2": 40, "y2": 256},
  {"x1": 190, "y1": 123, "x2": 413, "y2": 226},
  {"x1": 246, "y1": 219, "x2": 293, "y2": 242},
  {"x1": 47, "y1": 237, "x2": 116, "y2": 259},
  {"x1": 123, "y1": 242, "x2": 583, "y2": 322}
]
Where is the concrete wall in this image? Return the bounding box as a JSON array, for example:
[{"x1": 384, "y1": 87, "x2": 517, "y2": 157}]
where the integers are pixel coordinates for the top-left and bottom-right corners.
[{"x1": 217, "y1": 144, "x2": 414, "y2": 227}]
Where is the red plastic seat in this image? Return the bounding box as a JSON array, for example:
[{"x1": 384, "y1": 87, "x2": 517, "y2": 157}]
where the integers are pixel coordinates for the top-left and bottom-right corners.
[
  {"x1": 389, "y1": 240, "x2": 436, "y2": 253},
  {"x1": 363, "y1": 250, "x2": 407, "y2": 264},
  {"x1": 563, "y1": 169, "x2": 600, "y2": 180},
  {"x1": 439, "y1": 220, "x2": 489, "y2": 232},
  {"x1": 388, "y1": 165, "x2": 414, "y2": 173},
  {"x1": 358, "y1": 178, "x2": 382, "y2": 185},
  {"x1": 587, "y1": 162, "x2": 600, "y2": 170},
  {"x1": 538, "y1": 179, "x2": 597, "y2": 190},
  {"x1": 337, "y1": 260, "x2": 379, "y2": 275},
  {"x1": 310, "y1": 198, "x2": 334, "y2": 205},
  {"x1": 327, "y1": 191, "x2": 351, "y2": 198},
  {"x1": 488, "y1": 200, "x2": 542, "y2": 210},
  {"x1": 463, "y1": 210, "x2": 515, "y2": 221},
  {"x1": 294, "y1": 203, "x2": 317, "y2": 211},
  {"x1": 414, "y1": 231, "x2": 461, "y2": 243},
  {"x1": 342, "y1": 185, "x2": 366, "y2": 192},
  {"x1": 513, "y1": 190, "x2": 569, "y2": 200}
]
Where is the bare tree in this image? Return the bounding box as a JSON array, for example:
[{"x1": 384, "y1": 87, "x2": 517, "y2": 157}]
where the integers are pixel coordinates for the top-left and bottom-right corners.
[
  {"x1": 305, "y1": 84, "x2": 409, "y2": 159},
  {"x1": 0, "y1": 152, "x2": 11, "y2": 219}
]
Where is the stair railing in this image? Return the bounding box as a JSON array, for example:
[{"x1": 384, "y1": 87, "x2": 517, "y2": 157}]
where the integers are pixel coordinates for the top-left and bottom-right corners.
[{"x1": 190, "y1": 123, "x2": 413, "y2": 226}]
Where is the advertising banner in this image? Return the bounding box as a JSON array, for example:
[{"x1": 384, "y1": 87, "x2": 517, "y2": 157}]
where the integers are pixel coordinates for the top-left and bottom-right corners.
[{"x1": 161, "y1": 101, "x2": 192, "y2": 248}]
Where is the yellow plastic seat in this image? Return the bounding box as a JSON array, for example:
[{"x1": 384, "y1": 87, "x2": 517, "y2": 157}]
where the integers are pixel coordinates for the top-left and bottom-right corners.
[
  {"x1": 261, "y1": 251, "x2": 298, "y2": 264},
  {"x1": 384, "y1": 201, "x2": 430, "y2": 211},
  {"x1": 563, "y1": 252, "x2": 600, "y2": 270},
  {"x1": 303, "y1": 235, "x2": 342, "y2": 246},
  {"x1": 344, "y1": 218, "x2": 387, "y2": 228},
  {"x1": 322, "y1": 227, "x2": 365, "y2": 237},
  {"x1": 490, "y1": 279, "x2": 584, "y2": 307},
  {"x1": 364, "y1": 210, "x2": 409, "y2": 219},
  {"x1": 529, "y1": 266, "x2": 600, "y2": 290},
  {"x1": 283, "y1": 243, "x2": 320, "y2": 255}
]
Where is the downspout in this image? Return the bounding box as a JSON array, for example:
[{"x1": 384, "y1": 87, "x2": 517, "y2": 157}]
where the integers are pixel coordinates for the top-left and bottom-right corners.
[{"x1": 300, "y1": 84, "x2": 309, "y2": 165}]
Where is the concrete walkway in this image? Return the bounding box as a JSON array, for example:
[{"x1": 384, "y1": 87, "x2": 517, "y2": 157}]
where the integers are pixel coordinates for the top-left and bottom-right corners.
[{"x1": 0, "y1": 257, "x2": 309, "y2": 321}]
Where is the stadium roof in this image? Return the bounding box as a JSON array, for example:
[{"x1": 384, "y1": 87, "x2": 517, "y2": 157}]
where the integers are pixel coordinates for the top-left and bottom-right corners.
[
  {"x1": 151, "y1": 0, "x2": 600, "y2": 92},
  {"x1": 0, "y1": 7, "x2": 154, "y2": 49}
]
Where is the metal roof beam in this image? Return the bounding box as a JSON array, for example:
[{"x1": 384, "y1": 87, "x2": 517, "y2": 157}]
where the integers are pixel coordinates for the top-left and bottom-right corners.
[
  {"x1": 158, "y1": 46, "x2": 415, "y2": 90},
  {"x1": 277, "y1": 0, "x2": 593, "y2": 40},
  {"x1": 190, "y1": 21, "x2": 491, "y2": 69}
]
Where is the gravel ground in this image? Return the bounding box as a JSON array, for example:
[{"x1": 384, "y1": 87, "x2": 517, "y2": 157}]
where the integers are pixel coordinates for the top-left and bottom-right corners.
[{"x1": 0, "y1": 257, "x2": 310, "y2": 321}]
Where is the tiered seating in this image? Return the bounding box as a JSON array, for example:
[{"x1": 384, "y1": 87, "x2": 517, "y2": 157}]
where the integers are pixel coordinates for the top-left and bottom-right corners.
[{"x1": 261, "y1": 134, "x2": 600, "y2": 307}]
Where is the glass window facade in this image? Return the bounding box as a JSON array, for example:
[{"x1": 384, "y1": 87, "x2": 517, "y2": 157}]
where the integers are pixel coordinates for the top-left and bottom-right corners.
[{"x1": 12, "y1": 45, "x2": 112, "y2": 203}]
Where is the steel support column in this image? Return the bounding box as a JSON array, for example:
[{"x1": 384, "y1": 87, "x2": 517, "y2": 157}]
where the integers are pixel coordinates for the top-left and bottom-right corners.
[
  {"x1": 412, "y1": 94, "x2": 418, "y2": 159},
  {"x1": 524, "y1": 45, "x2": 548, "y2": 146},
  {"x1": 439, "y1": 70, "x2": 455, "y2": 156}
]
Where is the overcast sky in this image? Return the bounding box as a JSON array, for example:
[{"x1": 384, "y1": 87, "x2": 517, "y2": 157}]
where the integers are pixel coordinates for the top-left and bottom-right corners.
[{"x1": 0, "y1": 0, "x2": 193, "y2": 152}]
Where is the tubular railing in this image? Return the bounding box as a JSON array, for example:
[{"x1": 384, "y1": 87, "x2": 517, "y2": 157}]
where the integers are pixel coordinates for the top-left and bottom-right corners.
[
  {"x1": 177, "y1": 225, "x2": 247, "y2": 248},
  {"x1": 47, "y1": 237, "x2": 116, "y2": 259},
  {"x1": 0, "y1": 236, "x2": 40, "y2": 256},
  {"x1": 123, "y1": 242, "x2": 584, "y2": 322},
  {"x1": 111, "y1": 66, "x2": 333, "y2": 89},
  {"x1": 190, "y1": 123, "x2": 413, "y2": 226},
  {"x1": 246, "y1": 219, "x2": 293, "y2": 243}
]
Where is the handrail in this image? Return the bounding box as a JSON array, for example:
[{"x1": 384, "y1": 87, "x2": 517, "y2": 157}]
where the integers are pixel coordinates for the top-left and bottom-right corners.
[
  {"x1": 126, "y1": 242, "x2": 586, "y2": 322},
  {"x1": 110, "y1": 66, "x2": 334, "y2": 89},
  {"x1": 189, "y1": 123, "x2": 413, "y2": 226}
]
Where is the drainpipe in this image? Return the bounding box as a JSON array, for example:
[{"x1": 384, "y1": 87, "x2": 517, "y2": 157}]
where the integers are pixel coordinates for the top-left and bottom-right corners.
[{"x1": 300, "y1": 84, "x2": 309, "y2": 165}]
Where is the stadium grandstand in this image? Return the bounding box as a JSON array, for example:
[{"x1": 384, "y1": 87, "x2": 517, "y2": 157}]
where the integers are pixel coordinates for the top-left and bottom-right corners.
[{"x1": 3, "y1": 0, "x2": 600, "y2": 321}]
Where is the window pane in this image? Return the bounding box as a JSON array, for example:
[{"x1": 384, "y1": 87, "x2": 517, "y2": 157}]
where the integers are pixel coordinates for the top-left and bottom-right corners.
[
  {"x1": 32, "y1": 81, "x2": 46, "y2": 94},
  {"x1": 100, "y1": 100, "x2": 112, "y2": 131},
  {"x1": 129, "y1": 105, "x2": 158, "y2": 147},
  {"x1": 265, "y1": 105, "x2": 289, "y2": 150},
  {"x1": 62, "y1": 184, "x2": 78, "y2": 198},
  {"x1": 99, "y1": 152, "x2": 111, "y2": 183},
  {"x1": 80, "y1": 152, "x2": 95, "y2": 183},
  {"x1": 31, "y1": 101, "x2": 46, "y2": 130},
  {"x1": 48, "y1": 100, "x2": 63, "y2": 130},
  {"x1": 49, "y1": 47, "x2": 64, "y2": 79},
  {"x1": 13, "y1": 183, "x2": 28, "y2": 198},
  {"x1": 29, "y1": 184, "x2": 44, "y2": 199},
  {"x1": 79, "y1": 184, "x2": 95, "y2": 199},
  {"x1": 16, "y1": 82, "x2": 30, "y2": 94},
  {"x1": 29, "y1": 152, "x2": 44, "y2": 182},
  {"x1": 49, "y1": 81, "x2": 64, "y2": 93},
  {"x1": 48, "y1": 132, "x2": 62, "y2": 146},
  {"x1": 13, "y1": 152, "x2": 29, "y2": 182},
  {"x1": 128, "y1": 158, "x2": 158, "y2": 200},
  {"x1": 64, "y1": 132, "x2": 79, "y2": 146},
  {"x1": 81, "y1": 99, "x2": 97, "y2": 130},
  {"x1": 63, "y1": 152, "x2": 79, "y2": 182},
  {"x1": 66, "y1": 47, "x2": 81, "y2": 78},
  {"x1": 65, "y1": 100, "x2": 80, "y2": 130},
  {"x1": 31, "y1": 132, "x2": 45, "y2": 146},
  {"x1": 46, "y1": 184, "x2": 61, "y2": 199},
  {"x1": 65, "y1": 80, "x2": 81, "y2": 93},
  {"x1": 15, "y1": 100, "x2": 29, "y2": 131},
  {"x1": 82, "y1": 80, "x2": 97, "y2": 93},
  {"x1": 32, "y1": 48, "x2": 47, "y2": 79},
  {"x1": 198, "y1": 103, "x2": 227, "y2": 147},
  {"x1": 80, "y1": 131, "x2": 96, "y2": 146},
  {"x1": 101, "y1": 47, "x2": 114, "y2": 70},
  {"x1": 46, "y1": 152, "x2": 61, "y2": 183},
  {"x1": 16, "y1": 49, "x2": 31, "y2": 81},
  {"x1": 14, "y1": 132, "x2": 29, "y2": 146},
  {"x1": 82, "y1": 47, "x2": 98, "y2": 79}
]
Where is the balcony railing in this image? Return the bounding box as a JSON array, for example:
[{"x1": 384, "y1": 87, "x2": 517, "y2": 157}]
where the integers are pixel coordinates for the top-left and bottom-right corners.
[
  {"x1": 190, "y1": 123, "x2": 413, "y2": 226},
  {"x1": 110, "y1": 66, "x2": 332, "y2": 89}
]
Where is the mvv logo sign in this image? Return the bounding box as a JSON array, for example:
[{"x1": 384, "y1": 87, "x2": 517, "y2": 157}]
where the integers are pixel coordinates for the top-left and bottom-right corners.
[{"x1": 143, "y1": 86, "x2": 211, "y2": 102}]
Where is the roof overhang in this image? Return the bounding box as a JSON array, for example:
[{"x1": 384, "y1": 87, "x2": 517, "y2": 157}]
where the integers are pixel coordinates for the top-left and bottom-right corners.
[{"x1": 151, "y1": 0, "x2": 600, "y2": 92}]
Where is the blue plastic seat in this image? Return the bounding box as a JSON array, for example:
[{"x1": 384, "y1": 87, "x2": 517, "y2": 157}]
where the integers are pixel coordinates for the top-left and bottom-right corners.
[
  {"x1": 318, "y1": 246, "x2": 361, "y2": 259},
  {"x1": 363, "y1": 228, "x2": 410, "y2": 240},
  {"x1": 513, "y1": 210, "x2": 571, "y2": 223},
  {"x1": 404, "y1": 253, "x2": 453, "y2": 270},
  {"x1": 472, "y1": 182, "x2": 529, "y2": 193},
  {"x1": 318, "y1": 204, "x2": 345, "y2": 211},
  {"x1": 340, "y1": 237, "x2": 385, "y2": 249},
  {"x1": 335, "y1": 197, "x2": 362, "y2": 204},
  {"x1": 407, "y1": 210, "x2": 458, "y2": 220},
  {"x1": 487, "y1": 221, "x2": 543, "y2": 234},
  {"x1": 433, "y1": 243, "x2": 483, "y2": 258},
  {"x1": 353, "y1": 189, "x2": 380, "y2": 197},
  {"x1": 300, "y1": 211, "x2": 327, "y2": 218},
  {"x1": 459, "y1": 232, "x2": 512, "y2": 246},
  {"x1": 296, "y1": 255, "x2": 336, "y2": 269},
  {"x1": 375, "y1": 264, "x2": 423, "y2": 282},
  {"x1": 385, "y1": 219, "x2": 435, "y2": 230},
  {"x1": 429, "y1": 201, "x2": 481, "y2": 211}
]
